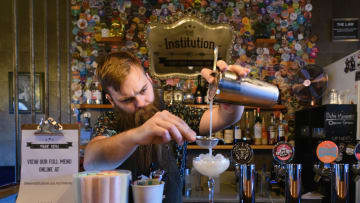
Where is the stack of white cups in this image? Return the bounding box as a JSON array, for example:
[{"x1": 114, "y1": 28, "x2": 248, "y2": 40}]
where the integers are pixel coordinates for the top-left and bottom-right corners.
[{"x1": 73, "y1": 170, "x2": 131, "y2": 203}]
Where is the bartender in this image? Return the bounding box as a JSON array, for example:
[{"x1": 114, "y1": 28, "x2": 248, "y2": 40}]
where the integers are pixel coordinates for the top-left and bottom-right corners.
[{"x1": 83, "y1": 51, "x2": 250, "y2": 203}]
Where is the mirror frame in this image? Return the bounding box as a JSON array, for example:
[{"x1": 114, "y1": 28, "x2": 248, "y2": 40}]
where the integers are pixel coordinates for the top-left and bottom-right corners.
[{"x1": 145, "y1": 15, "x2": 235, "y2": 80}]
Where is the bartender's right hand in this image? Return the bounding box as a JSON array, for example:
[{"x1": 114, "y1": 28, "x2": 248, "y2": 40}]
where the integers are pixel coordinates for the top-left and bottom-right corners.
[
  {"x1": 201, "y1": 60, "x2": 250, "y2": 84},
  {"x1": 133, "y1": 110, "x2": 196, "y2": 146}
]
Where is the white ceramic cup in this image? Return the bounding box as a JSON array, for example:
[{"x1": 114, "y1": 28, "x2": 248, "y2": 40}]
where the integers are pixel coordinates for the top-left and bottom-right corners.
[{"x1": 131, "y1": 181, "x2": 165, "y2": 203}]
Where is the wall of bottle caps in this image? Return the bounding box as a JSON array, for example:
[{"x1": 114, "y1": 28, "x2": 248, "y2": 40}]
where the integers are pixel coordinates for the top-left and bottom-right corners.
[{"x1": 70, "y1": 0, "x2": 317, "y2": 117}]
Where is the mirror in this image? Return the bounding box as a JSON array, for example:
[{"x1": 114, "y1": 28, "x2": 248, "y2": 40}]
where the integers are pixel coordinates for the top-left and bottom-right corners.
[{"x1": 146, "y1": 16, "x2": 235, "y2": 79}]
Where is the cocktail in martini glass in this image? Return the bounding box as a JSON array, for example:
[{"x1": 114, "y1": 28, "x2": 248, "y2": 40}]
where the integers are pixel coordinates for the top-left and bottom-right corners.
[{"x1": 193, "y1": 153, "x2": 230, "y2": 203}]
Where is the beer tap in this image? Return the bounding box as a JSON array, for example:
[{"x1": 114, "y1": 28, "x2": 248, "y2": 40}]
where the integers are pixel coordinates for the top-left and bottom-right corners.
[
  {"x1": 313, "y1": 141, "x2": 339, "y2": 183},
  {"x1": 351, "y1": 143, "x2": 360, "y2": 182},
  {"x1": 232, "y1": 142, "x2": 255, "y2": 203},
  {"x1": 272, "y1": 142, "x2": 302, "y2": 203},
  {"x1": 315, "y1": 140, "x2": 351, "y2": 203},
  {"x1": 272, "y1": 142, "x2": 295, "y2": 181}
]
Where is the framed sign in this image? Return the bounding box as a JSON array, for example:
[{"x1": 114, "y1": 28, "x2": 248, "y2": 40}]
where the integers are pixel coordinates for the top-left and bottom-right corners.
[
  {"x1": 8, "y1": 72, "x2": 45, "y2": 113},
  {"x1": 332, "y1": 18, "x2": 359, "y2": 42}
]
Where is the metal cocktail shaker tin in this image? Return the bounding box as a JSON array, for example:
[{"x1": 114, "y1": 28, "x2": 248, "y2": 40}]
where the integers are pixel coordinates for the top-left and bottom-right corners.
[{"x1": 208, "y1": 70, "x2": 280, "y2": 107}]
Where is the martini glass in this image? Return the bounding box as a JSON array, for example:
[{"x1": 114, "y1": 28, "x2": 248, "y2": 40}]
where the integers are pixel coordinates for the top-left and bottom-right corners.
[{"x1": 193, "y1": 153, "x2": 230, "y2": 203}]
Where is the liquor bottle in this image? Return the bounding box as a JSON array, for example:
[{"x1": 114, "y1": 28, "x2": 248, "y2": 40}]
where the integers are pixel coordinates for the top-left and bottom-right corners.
[
  {"x1": 214, "y1": 130, "x2": 224, "y2": 145},
  {"x1": 83, "y1": 85, "x2": 92, "y2": 104},
  {"x1": 100, "y1": 83, "x2": 110, "y2": 104},
  {"x1": 268, "y1": 114, "x2": 276, "y2": 145},
  {"x1": 183, "y1": 81, "x2": 194, "y2": 104},
  {"x1": 234, "y1": 122, "x2": 242, "y2": 144},
  {"x1": 163, "y1": 84, "x2": 173, "y2": 105},
  {"x1": 101, "y1": 90, "x2": 110, "y2": 104},
  {"x1": 282, "y1": 116, "x2": 289, "y2": 142},
  {"x1": 194, "y1": 75, "x2": 204, "y2": 104},
  {"x1": 173, "y1": 82, "x2": 183, "y2": 104},
  {"x1": 261, "y1": 117, "x2": 268, "y2": 145},
  {"x1": 224, "y1": 126, "x2": 234, "y2": 145},
  {"x1": 278, "y1": 113, "x2": 285, "y2": 142},
  {"x1": 91, "y1": 82, "x2": 102, "y2": 104},
  {"x1": 254, "y1": 108, "x2": 262, "y2": 145},
  {"x1": 80, "y1": 111, "x2": 92, "y2": 145},
  {"x1": 243, "y1": 111, "x2": 252, "y2": 144}
]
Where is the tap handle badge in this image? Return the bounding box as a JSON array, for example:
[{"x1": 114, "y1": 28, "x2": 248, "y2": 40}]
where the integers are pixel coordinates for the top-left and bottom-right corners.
[
  {"x1": 316, "y1": 140, "x2": 338, "y2": 164},
  {"x1": 354, "y1": 143, "x2": 360, "y2": 161},
  {"x1": 272, "y1": 142, "x2": 295, "y2": 164},
  {"x1": 232, "y1": 142, "x2": 253, "y2": 164}
]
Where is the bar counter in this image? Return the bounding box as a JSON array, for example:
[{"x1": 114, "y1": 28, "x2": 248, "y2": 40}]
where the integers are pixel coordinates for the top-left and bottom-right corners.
[
  {"x1": 182, "y1": 182, "x2": 323, "y2": 203},
  {"x1": 182, "y1": 174, "x2": 284, "y2": 203},
  {"x1": 183, "y1": 192, "x2": 284, "y2": 203}
]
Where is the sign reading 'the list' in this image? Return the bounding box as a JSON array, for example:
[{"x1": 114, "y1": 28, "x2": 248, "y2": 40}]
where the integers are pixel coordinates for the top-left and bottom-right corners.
[{"x1": 332, "y1": 18, "x2": 360, "y2": 41}]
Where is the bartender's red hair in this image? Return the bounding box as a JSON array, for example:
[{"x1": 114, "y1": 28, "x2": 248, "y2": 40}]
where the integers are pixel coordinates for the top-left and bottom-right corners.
[{"x1": 96, "y1": 51, "x2": 143, "y2": 93}]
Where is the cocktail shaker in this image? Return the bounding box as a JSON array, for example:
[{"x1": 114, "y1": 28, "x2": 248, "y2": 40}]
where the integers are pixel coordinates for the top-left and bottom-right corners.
[{"x1": 207, "y1": 70, "x2": 279, "y2": 107}]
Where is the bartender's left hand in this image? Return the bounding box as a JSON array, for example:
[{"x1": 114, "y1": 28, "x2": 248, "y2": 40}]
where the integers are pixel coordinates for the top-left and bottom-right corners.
[{"x1": 201, "y1": 60, "x2": 250, "y2": 84}]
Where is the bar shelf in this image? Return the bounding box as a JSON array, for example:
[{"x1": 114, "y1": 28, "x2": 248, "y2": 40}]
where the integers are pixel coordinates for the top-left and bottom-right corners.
[
  {"x1": 187, "y1": 145, "x2": 274, "y2": 150},
  {"x1": 75, "y1": 104, "x2": 286, "y2": 111}
]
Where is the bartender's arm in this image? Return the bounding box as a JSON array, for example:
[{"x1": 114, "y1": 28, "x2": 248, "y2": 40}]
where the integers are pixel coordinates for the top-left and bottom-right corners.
[
  {"x1": 84, "y1": 111, "x2": 196, "y2": 171},
  {"x1": 199, "y1": 60, "x2": 250, "y2": 135}
]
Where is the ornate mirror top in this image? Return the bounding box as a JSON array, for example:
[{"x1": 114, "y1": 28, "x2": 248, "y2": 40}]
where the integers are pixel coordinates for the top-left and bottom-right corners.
[{"x1": 146, "y1": 16, "x2": 234, "y2": 79}]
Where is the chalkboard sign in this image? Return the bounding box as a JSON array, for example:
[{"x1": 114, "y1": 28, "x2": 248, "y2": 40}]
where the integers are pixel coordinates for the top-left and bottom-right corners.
[{"x1": 332, "y1": 18, "x2": 359, "y2": 41}]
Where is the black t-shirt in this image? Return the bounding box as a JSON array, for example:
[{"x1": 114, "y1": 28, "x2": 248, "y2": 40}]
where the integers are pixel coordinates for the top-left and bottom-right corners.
[{"x1": 92, "y1": 103, "x2": 206, "y2": 203}]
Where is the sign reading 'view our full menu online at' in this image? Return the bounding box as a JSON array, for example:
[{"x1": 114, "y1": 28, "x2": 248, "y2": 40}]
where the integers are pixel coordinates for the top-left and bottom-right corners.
[{"x1": 16, "y1": 127, "x2": 78, "y2": 203}]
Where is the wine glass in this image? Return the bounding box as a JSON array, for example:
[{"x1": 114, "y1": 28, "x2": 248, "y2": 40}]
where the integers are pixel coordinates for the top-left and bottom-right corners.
[{"x1": 193, "y1": 153, "x2": 230, "y2": 203}]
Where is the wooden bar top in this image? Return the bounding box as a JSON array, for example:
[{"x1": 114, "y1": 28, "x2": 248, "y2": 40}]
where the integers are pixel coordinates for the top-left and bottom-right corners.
[{"x1": 0, "y1": 184, "x2": 19, "y2": 199}]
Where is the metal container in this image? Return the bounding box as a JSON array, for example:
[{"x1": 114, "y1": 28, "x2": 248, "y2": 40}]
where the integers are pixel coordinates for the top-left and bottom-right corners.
[
  {"x1": 236, "y1": 164, "x2": 256, "y2": 203},
  {"x1": 285, "y1": 164, "x2": 302, "y2": 203},
  {"x1": 208, "y1": 70, "x2": 279, "y2": 107},
  {"x1": 184, "y1": 168, "x2": 191, "y2": 197},
  {"x1": 331, "y1": 164, "x2": 349, "y2": 203}
]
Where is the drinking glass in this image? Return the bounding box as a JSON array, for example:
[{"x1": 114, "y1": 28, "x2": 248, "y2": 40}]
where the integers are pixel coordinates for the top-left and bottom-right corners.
[{"x1": 193, "y1": 154, "x2": 230, "y2": 203}]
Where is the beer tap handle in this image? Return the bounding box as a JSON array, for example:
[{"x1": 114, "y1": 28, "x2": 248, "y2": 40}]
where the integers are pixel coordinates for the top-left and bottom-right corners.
[
  {"x1": 274, "y1": 165, "x2": 285, "y2": 182},
  {"x1": 351, "y1": 164, "x2": 360, "y2": 181},
  {"x1": 313, "y1": 164, "x2": 322, "y2": 183},
  {"x1": 314, "y1": 174, "x2": 322, "y2": 183},
  {"x1": 354, "y1": 175, "x2": 360, "y2": 182}
]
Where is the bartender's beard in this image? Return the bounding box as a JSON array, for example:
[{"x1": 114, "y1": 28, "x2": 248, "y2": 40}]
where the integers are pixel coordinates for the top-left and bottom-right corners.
[
  {"x1": 112, "y1": 88, "x2": 164, "y2": 173},
  {"x1": 112, "y1": 89, "x2": 163, "y2": 132}
]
